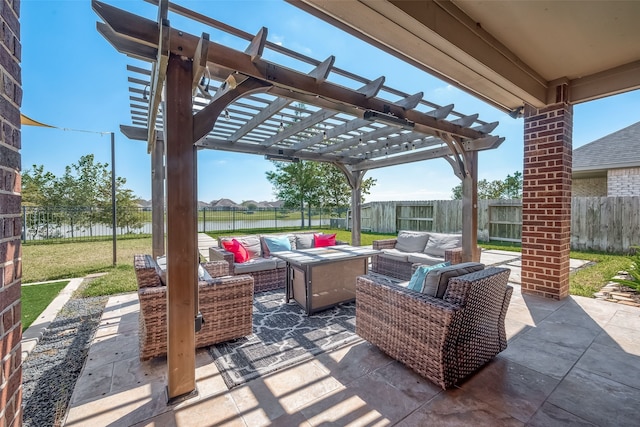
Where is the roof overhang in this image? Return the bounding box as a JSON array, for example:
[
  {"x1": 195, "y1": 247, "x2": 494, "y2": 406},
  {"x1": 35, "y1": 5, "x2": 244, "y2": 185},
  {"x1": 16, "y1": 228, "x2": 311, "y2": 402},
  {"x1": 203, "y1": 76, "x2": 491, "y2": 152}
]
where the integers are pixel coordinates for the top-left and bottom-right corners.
[{"x1": 288, "y1": 0, "x2": 640, "y2": 113}]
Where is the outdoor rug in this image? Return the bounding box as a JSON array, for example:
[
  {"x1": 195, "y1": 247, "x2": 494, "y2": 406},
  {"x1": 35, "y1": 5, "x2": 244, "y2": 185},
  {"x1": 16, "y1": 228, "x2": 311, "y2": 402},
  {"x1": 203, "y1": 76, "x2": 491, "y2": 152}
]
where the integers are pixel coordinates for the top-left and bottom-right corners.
[{"x1": 209, "y1": 290, "x2": 361, "y2": 389}]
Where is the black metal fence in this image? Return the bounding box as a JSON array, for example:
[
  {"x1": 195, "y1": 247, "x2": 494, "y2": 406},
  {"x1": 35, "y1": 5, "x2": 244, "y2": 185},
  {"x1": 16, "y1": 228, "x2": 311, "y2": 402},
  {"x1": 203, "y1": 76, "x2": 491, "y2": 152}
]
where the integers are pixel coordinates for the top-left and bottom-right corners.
[{"x1": 21, "y1": 206, "x2": 347, "y2": 243}]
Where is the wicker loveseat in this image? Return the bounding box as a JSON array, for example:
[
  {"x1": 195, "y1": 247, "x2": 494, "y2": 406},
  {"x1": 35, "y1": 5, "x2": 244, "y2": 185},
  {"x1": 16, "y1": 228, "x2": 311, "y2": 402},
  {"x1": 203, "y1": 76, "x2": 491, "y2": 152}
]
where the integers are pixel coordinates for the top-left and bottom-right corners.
[
  {"x1": 356, "y1": 266, "x2": 512, "y2": 389},
  {"x1": 371, "y1": 230, "x2": 468, "y2": 280},
  {"x1": 133, "y1": 254, "x2": 254, "y2": 361},
  {"x1": 209, "y1": 232, "x2": 344, "y2": 293}
]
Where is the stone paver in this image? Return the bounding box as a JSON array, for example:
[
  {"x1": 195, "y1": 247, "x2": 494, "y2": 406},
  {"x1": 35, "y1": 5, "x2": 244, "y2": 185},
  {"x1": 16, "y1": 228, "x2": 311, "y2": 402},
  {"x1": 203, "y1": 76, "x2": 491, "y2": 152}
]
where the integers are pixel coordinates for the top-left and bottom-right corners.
[{"x1": 62, "y1": 258, "x2": 640, "y2": 426}]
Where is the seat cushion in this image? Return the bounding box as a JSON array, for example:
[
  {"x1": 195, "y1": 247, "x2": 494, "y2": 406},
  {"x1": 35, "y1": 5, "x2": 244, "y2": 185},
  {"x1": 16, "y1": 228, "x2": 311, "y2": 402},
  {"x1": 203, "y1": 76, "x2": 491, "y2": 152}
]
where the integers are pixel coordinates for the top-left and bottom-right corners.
[
  {"x1": 407, "y1": 262, "x2": 450, "y2": 292},
  {"x1": 423, "y1": 232, "x2": 462, "y2": 258},
  {"x1": 234, "y1": 258, "x2": 278, "y2": 274},
  {"x1": 380, "y1": 249, "x2": 410, "y2": 262},
  {"x1": 395, "y1": 230, "x2": 431, "y2": 253},
  {"x1": 423, "y1": 262, "x2": 485, "y2": 298},
  {"x1": 407, "y1": 253, "x2": 446, "y2": 265}
]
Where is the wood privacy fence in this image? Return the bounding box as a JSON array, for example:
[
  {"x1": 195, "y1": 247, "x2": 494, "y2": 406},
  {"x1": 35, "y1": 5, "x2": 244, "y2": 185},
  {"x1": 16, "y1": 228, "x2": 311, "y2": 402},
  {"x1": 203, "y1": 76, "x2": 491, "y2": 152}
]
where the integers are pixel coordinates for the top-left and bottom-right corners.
[{"x1": 351, "y1": 197, "x2": 640, "y2": 253}]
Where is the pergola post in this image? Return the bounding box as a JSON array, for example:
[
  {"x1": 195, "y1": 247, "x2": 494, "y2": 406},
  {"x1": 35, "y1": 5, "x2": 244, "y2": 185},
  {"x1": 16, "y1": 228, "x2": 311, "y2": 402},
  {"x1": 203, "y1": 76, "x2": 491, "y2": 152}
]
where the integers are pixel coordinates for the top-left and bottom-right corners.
[
  {"x1": 151, "y1": 135, "x2": 165, "y2": 259},
  {"x1": 164, "y1": 53, "x2": 198, "y2": 401},
  {"x1": 461, "y1": 151, "x2": 480, "y2": 262},
  {"x1": 351, "y1": 184, "x2": 362, "y2": 246},
  {"x1": 336, "y1": 164, "x2": 364, "y2": 246}
]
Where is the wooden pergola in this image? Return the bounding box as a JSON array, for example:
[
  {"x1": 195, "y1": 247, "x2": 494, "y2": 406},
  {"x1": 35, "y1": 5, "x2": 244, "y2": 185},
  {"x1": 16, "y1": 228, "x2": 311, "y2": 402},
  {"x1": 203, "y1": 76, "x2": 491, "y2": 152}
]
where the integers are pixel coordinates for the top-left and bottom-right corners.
[{"x1": 93, "y1": 0, "x2": 504, "y2": 402}]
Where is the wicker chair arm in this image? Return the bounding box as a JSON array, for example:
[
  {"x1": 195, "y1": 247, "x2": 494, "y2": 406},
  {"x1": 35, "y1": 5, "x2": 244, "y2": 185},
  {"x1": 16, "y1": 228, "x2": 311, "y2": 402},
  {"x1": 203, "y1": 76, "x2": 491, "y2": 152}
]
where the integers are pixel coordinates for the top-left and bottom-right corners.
[
  {"x1": 208, "y1": 247, "x2": 235, "y2": 274},
  {"x1": 372, "y1": 239, "x2": 397, "y2": 250},
  {"x1": 444, "y1": 247, "x2": 463, "y2": 265},
  {"x1": 201, "y1": 260, "x2": 230, "y2": 278},
  {"x1": 200, "y1": 273, "x2": 254, "y2": 290}
]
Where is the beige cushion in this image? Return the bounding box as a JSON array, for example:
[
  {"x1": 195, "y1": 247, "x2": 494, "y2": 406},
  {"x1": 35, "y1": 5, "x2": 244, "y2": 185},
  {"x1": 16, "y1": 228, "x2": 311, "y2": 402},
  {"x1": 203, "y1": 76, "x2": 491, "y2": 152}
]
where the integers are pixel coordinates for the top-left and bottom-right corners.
[
  {"x1": 423, "y1": 232, "x2": 462, "y2": 258},
  {"x1": 395, "y1": 230, "x2": 431, "y2": 253},
  {"x1": 295, "y1": 233, "x2": 315, "y2": 249},
  {"x1": 380, "y1": 248, "x2": 410, "y2": 262},
  {"x1": 422, "y1": 262, "x2": 484, "y2": 298},
  {"x1": 234, "y1": 258, "x2": 277, "y2": 273},
  {"x1": 155, "y1": 256, "x2": 212, "y2": 284},
  {"x1": 407, "y1": 253, "x2": 446, "y2": 265}
]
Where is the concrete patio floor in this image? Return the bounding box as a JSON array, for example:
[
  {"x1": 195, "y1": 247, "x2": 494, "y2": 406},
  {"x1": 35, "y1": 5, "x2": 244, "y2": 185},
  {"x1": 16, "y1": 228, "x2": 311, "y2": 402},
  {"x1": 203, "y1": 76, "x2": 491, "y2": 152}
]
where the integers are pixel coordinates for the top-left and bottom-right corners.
[{"x1": 63, "y1": 250, "x2": 640, "y2": 426}]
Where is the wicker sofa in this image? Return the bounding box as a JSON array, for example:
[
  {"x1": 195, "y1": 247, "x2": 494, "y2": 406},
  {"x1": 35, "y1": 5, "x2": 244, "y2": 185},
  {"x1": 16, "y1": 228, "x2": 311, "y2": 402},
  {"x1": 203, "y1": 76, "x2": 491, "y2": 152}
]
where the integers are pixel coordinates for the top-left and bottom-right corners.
[
  {"x1": 133, "y1": 254, "x2": 254, "y2": 361},
  {"x1": 209, "y1": 231, "x2": 343, "y2": 293},
  {"x1": 371, "y1": 230, "x2": 467, "y2": 280},
  {"x1": 356, "y1": 266, "x2": 512, "y2": 389}
]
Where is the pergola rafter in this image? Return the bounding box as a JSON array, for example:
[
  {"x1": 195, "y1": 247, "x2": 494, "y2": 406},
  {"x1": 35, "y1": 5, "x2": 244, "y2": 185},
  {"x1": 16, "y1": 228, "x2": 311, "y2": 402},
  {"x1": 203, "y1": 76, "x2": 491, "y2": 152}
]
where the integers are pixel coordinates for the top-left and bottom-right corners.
[{"x1": 94, "y1": 0, "x2": 506, "y2": 403}]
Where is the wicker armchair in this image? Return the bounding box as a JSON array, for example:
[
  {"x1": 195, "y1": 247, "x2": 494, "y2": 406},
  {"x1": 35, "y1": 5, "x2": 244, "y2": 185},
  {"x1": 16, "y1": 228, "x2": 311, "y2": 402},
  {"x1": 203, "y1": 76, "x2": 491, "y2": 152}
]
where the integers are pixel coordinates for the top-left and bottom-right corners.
[
  {"x1": 134, "y1": 254, "x2": 254, "y2": 361},
  {"x1": 356, "y1": 267, "x2": 512, "y2": 389}
]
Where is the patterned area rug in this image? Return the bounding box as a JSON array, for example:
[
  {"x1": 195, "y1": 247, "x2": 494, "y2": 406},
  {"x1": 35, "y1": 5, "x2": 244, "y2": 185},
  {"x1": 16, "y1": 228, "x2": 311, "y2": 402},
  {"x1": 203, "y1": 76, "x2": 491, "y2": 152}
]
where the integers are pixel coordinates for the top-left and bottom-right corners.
[{"x1": 209, "y1": 290, "x2": 360, "y2": 389}]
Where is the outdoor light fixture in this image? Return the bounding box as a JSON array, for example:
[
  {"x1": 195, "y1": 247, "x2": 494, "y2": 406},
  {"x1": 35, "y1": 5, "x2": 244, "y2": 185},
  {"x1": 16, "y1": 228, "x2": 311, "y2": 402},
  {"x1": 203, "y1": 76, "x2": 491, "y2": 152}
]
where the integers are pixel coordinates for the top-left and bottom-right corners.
[
  {"x1": 265, "y1": 154, "x2": 299, "y2": 162},
  {"x1": 224, "y1": 109, "x2": 231, "y2": 121},
  {"x1": 364, "y1": 110, "x2": 414, "y2": 130},
  {"x1": 142, "y1": 83, "x2": 149, "y2": 101},
  {"x1": 278, "y1": 114, "x2": 284, "y2": 132},
  {"x1": 508, "y1": 106, "x2": 524, "y2": 119}
]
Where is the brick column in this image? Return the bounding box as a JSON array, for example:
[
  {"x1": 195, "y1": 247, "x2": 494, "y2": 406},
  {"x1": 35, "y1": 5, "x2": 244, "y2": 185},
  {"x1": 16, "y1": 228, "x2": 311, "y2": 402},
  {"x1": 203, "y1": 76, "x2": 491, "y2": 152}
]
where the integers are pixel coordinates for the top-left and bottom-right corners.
[
  {"x1": 521, "y1": 103, "x2": 572, "y2": 300},
  {"x1": 0, "y1": 0, "x2": 22, "y2": 425}
]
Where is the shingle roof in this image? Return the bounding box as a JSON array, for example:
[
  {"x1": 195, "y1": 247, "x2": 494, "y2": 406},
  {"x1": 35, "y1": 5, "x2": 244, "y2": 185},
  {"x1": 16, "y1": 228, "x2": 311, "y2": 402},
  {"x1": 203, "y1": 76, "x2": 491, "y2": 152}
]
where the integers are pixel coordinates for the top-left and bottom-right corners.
[{"x1": 573, "y1": 121, "x2": 640, "y2": 171}]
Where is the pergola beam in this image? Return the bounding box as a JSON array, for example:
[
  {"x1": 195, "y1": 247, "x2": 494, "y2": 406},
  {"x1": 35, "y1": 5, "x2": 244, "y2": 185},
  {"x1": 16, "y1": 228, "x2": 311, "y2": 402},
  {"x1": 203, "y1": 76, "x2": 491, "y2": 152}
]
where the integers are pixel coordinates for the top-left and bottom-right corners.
[{"x1": 93, "y1": 0, "x2": 489, "y2": 141}]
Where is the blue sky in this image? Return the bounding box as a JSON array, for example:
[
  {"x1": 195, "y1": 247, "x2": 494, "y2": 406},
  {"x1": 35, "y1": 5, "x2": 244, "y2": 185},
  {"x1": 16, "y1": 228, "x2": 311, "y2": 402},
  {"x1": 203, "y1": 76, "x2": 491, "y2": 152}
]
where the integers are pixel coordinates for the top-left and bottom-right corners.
[{"x1": 22, "y1": 0, "x2": 640, "y2": 203}]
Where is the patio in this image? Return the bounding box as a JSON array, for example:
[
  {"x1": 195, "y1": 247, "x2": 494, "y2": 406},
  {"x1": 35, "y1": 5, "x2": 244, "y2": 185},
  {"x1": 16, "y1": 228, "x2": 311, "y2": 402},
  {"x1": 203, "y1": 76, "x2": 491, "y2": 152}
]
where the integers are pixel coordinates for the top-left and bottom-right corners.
[{"x1": 62, "y1": 250, "x2": 640, "y2": 426}]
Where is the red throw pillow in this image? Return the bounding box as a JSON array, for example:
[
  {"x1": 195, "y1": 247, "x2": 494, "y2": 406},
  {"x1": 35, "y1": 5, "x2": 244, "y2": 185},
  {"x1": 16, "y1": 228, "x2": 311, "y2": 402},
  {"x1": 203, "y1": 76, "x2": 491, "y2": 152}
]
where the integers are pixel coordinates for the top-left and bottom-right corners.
[
  {"x1": 222, "y1": 238, "x2": 250, "y2": 263},
  {"x1": 314, "y1": 233, "x2": 336, "y2": 247}
]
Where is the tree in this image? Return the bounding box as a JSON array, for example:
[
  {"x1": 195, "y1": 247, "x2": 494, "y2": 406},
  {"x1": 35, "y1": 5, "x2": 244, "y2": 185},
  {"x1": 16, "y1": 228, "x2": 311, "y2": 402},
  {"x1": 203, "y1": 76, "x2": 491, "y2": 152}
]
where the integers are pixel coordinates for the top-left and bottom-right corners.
[
  {"x1": 21, "y1": 154, "x2": 142, "y2": 238},
  {"x1": 503, "y1": 171, "x2": 523, "y2": 198},
  {"x1": 266, "y1": 160, "x2": 322, "y2": 227},
  {"x1": 451, "y1": 171, "x2": 522, "y2": 200},
  {"x1": 316, "y1": 163, "x2": 376, "y2": 216},
  {"x1": 21, "y1": 165, "x2": 56, "y2": 206}
]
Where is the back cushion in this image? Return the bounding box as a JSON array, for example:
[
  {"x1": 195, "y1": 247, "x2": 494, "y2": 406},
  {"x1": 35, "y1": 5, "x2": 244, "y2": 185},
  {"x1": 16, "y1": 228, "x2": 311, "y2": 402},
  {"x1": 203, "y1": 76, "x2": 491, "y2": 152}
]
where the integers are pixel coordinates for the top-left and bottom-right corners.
[
  {"x1": 395, "y1": 230, "x2": 431, "y2": 253},
  {"x1": 422, "y1": 262, "x2": 485, "y2": 298},
  {"x1": 423, "y1": 232, "x2": 462, "y2": 257},
  {"x1": 295, "y1": 233, "x2": 315, "y2": 249}
]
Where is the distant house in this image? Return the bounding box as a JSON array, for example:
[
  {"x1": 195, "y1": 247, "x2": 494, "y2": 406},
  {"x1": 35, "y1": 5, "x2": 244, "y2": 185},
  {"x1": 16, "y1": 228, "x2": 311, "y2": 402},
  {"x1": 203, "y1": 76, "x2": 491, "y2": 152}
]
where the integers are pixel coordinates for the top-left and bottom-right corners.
[{"x1": 572, "y1": 121, "x2": 640, "y2": 196}]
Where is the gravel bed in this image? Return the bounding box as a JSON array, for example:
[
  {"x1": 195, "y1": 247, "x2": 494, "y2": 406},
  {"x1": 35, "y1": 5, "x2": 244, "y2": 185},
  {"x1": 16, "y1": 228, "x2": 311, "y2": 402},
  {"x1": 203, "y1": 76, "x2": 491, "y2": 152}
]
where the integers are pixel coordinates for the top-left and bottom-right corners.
[{"x1": 22, "y1": 296, "x2": 107, "y2": 427}]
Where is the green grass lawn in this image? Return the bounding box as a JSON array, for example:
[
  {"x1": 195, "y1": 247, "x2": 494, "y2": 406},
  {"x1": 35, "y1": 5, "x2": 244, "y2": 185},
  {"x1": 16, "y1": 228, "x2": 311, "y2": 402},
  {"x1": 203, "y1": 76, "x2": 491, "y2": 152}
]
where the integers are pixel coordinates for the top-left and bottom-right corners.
[
  {"x1": 22, "y1": 237, "x2": 152, "y2": 283},
  {"x1": 477, "y1": 240, "x2": 631, "y2": 297},
  {"x1": 21, "y1": 280, "x2": 69, "y2": 331}
]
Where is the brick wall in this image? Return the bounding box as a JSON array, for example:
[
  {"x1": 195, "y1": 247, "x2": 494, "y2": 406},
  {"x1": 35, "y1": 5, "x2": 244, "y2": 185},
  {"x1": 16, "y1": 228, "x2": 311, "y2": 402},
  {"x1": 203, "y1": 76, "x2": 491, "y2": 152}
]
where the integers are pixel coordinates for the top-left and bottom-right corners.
[
  {"x1": 608, "y1": 167, "x2": 640, "y2": 196},
  {"x1": 0, "y1": 0, "x2": 22, "y2": 426},
  {"x1": 521, "y1": 103, "x2": 572, "y2": 300},
  {"x1": 573, "y1": 176, "x2": 607, "y2": 197}
]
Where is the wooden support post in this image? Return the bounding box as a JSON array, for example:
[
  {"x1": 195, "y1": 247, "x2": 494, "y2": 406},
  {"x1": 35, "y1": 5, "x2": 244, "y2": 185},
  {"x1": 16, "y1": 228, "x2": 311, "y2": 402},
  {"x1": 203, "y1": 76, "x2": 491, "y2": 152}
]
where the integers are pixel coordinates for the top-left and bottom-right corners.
[
  {"x1": 151, "y1": 135, "x2": 165, "y2": 259},
  {"x1": 164, "y1": 53, "x2": 198, "y2": 402},
  {"x1": 351, "y1": 185, "x2": 362, "y2": 246},
  {"x1": 461, "y1": 151, "x2": 479, "y2": 262}
]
